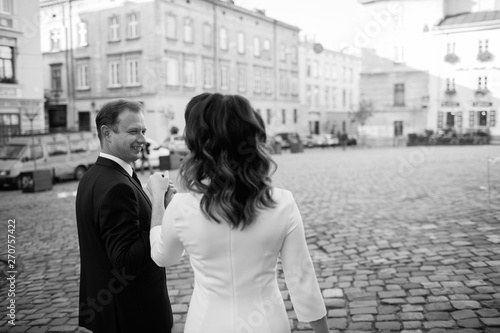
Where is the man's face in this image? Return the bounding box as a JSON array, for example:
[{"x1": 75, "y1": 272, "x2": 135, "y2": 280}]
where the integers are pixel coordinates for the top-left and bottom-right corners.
[{"x1": 105, "y1": 109, "x2": 146, "y2": 164}]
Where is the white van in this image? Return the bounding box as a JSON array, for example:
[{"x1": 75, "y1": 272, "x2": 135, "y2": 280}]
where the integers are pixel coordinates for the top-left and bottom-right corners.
[{"x1": 0, "y1": 132, "x2": 99, "y2": 188}]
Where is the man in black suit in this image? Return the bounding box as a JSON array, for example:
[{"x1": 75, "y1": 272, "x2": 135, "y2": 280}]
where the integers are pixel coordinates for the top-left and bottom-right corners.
[{"x1": 75, "y1": 99, "x2": 173, "y2": 333}]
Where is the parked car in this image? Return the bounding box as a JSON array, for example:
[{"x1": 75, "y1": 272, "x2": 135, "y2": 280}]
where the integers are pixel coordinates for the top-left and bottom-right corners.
[
  {"x1": 163, "y1": 135, "x2": 189, "y2": 155},
  {"x1": 274, "y1": 132, "x2": 303, "y2": 149},
  {"x1": 0, "y1": 131, "x2": 99, "y2": 188},
  {"x1": 144, "y1": 138, "x2": 170, "y2": 169},
  {"x1": 319, "y1": 134, "x2": 339, "y2": 147},
  {"x1": 302, "y1": 134, "x2": 323, "y2": 148}
]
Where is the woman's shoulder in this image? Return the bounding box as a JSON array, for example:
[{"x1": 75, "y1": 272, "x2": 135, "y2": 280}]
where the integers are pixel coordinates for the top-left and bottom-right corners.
[{"x1": 271, "y1": 187, "x2": 295, "y2": 203}]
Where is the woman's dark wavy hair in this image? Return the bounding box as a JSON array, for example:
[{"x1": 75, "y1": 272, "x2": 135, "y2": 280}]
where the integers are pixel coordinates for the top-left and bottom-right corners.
[{"x1": 180, "y1": 93, "x2": 277, "y2": 229}]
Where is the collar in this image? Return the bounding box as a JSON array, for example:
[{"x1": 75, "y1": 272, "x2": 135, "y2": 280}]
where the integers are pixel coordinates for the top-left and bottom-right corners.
[{"x1": 99, "y1": 152, "x2": 134, "y2": 177}]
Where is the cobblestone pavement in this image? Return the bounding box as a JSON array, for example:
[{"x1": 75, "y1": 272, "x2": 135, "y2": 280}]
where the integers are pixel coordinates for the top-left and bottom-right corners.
[{"x1": 1, "y1": 145, "x2": 500, "y2": 333}]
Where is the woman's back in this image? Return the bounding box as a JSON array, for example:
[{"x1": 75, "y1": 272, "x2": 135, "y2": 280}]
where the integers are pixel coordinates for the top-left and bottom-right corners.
[{"x1": 152, "y1": 188, "x2": 325, "y2": 333}]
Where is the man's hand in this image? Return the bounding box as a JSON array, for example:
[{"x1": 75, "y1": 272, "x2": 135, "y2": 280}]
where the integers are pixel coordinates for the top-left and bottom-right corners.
[
  {"x1": 146, "y1": 171, "x2": 171, "y2": 205},
  {"x1": 147, "y1": 171, "x2": 177, "y2": 230}
]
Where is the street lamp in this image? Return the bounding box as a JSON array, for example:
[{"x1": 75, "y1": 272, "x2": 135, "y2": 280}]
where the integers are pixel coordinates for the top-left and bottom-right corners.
[{"x1": 22, "y1": 107, "x2": 40, "y2": 170}]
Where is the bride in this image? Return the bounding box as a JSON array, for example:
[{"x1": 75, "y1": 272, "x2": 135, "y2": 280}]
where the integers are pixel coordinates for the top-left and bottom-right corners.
[{"x1": 148, "y1": 93, "x2": 330, "y2": 333}]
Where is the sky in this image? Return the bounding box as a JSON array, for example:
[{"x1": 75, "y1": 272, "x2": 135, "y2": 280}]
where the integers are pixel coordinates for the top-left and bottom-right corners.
[{"x1": 234, "y1": 0, "x2": 363, "y2": 52}]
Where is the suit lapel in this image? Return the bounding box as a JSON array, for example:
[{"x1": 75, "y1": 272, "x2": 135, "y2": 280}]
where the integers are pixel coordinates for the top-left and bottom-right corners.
[{"x1": 95, "y1": 157, "x2": 152, "y2": 208}]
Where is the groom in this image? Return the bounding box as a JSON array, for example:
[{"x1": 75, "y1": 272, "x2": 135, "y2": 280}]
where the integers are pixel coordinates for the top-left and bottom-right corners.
[{"x1": 75, "y1": 99, "x2": 173, "y2": 333}]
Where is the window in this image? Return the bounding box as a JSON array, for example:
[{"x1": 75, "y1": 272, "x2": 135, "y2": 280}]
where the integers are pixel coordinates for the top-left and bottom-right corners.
[
  {"x1": 220, "y1": 28, "x2": 228, "y2": 50},
  {"x1": 394, "y1": 45, "x2": 405, "y2": 63},
  {"x1": 332, "y1": 87, "x2": 337, "y2": 109},
  {"x1": 109, "y1": 16, "x2": 120, "y2": 42},
  {"x1": 446, "y1": 113, "x2": 455, "y2": 127},
  {"x1": 50, "y1": 29, "x2": 61, "y2": 51},
  {"x1": 166, "y1": 14, "x2": 177, "y2": 39},
  {"x1": 76, "y1": 63, "x2": 89, "y2": 90},
  {"x1": 342, "y1": 89, "x2": 346, "y2": 108},
  {"x1": 47, "y1": 142, "x2": 68, "y2": 156},
  {"x1": 237, "y1": 32, "x2": 245, "y2": 54},
  {"x1": 264, "y1": 68, "x2": 272, "y2": 95},
  {"x1": 238, "y1": 66, "x2": 246, "y2": 92},
  {"x1": 253, "y1": 37, "x2": 260, "y2": 57},
  {"x1": 394, "y1": 121, "x2": 403, "y2": 136},
  {"x1": 447, "y1": 42, "x2": 455, "y2": 54},
  {"x1": 281, "y1": 109, "x2": 286, "y2": 124},
  {"x1": 108, "y1": 61, "x2": 121, "y2": 87},
  {"x1": 51, "y1": 65, "x2": 62, "y2": 91},
  {"x1": 312, "y1": 61, "x2": 319, "y2": 78},
  {"x1": 394, "y1": 83, "x2": 405, "y2": 106},
  {"x1": 184, "y1": 17, "x2": 193, "y2": 43},
  {"x1": 0, "y1": 0, "x2": 13, "y2": 14},
  {"x1": 0, "y1": 46, "x2": 14, "y2": 83},
  {"x1": 127, "y1": 13, "x2": 139, "y2": 39},
  {"x1": 291, "y1": 46, "x2": 298, "y2": 63},
  {"x1": 478, "y1": 76, "x2": 488, "y2": 90},
  {"x1": 478, "y1": 39, "x2": 489, "y2": 53},
  {"x1": 314, "y1": 86, "x2": 320, "y2": 105},
  {"x1": 0, "y1": 114, "x2": 20, "y2": 145},
  {"x1": 325, "y1": 87, "x2": 330, "y2": 106},
  {"x1": 266, "y1": 109, "x2": 271, "y2": 125},
  {"x1": 126, "y1": 59, "x2": 140, "y2": 86},
  {"x1": 332, "y1": 65, "x2": 337, "y2": 81},
  {"x1": 280, "y1": 44, "x2": 286, "y2": 62},
  {"x1": 349, "y1": 68, "x2": 353, "y2": 83},
  {"x1": 263, "y1": 39, "x2": 270, "y2": 51},
  {"x1": 166, "y1": 57, "x2": 179, "y2": 86},
  {"x1": 203, "y1": 61, "x2": 213, "y2": 88},
  {"x1": 293, "y1": 109, "x2": 298, "y2": 124},
  {"x1": 203, "y1": 23, "x2": 212, "y2": 47},
  {"x1": 220, "y1": 65, "x2": 229, "y2": 90},
  {"x1": 184, "y1": 59, "x2": 195, "y2": 87},
  {"x1": 279, "y1": 71, "x2": 288, "y2": 95},
  {"x1": 479, "y1": 111, "x2": 488, "y2": 126},
  {"x1": 306, "y1": 85, "x2": 311, "y2": 104},
  {"x1": 254, "y1": 66, "x2": 262, "y2": 93},
  {"x1": 76, "y1": 21, "x2": 88, "y2": 47},
  {"x1": 446, "y1": 78, "x2": 455, "y2": 91},
  {"x1": 291, "y1": 74, "x2": 298, "y2": 96},
  {"x1": 306, "y1": 62, "x2": 311, "y2": 77}
]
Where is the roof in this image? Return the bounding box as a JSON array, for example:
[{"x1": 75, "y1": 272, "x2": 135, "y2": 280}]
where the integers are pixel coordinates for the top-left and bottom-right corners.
[{"x1": 437, "y1": 10, "x2": 500, "y2": 27}]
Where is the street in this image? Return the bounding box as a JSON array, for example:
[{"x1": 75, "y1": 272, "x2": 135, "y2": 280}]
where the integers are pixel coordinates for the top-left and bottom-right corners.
[{"x1": 1, "y1": 145, "x2": 499, "y2": 333}]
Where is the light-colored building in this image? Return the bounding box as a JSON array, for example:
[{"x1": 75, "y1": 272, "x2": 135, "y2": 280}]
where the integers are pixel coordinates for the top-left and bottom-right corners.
[
  {"x1": 299, "y1": 40, "x2": 360, "y2": 136},
  {"x1": 357, "y1": 0, "x2": 445, "y2": 146},
  {"x1": 430, "y1": 9, "x2": 500, "y2": 142},
  {"x1": 40, "y1": 0, "x2": 301, "y2": 143},
  {"x1": 0, "y1": 0, "x2": 45, "y2": 145}
]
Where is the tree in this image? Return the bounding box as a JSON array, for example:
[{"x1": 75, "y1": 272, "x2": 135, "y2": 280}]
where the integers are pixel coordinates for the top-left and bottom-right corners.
[{"x1": 351, "y1": 100, "x2": 375, "y2": 126}]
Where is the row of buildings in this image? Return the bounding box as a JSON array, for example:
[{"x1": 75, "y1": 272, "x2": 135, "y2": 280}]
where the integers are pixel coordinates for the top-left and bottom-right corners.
[{"x1": 0, "y1": 0, "x2": 499, "y2": 146}]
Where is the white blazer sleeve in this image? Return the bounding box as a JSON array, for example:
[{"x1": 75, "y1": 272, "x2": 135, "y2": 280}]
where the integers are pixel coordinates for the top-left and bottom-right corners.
[
  {"x1": 280, "y1": 193, "x2": 327, "y2": 322},
  {"x1": 150, "y1": 196, "x2": 185, "y2": 267}
]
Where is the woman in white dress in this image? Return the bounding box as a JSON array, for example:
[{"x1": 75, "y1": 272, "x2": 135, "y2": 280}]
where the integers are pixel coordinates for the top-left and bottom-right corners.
[{"x1": 149, "y1": 93, "x2": 330, "y2": 333}]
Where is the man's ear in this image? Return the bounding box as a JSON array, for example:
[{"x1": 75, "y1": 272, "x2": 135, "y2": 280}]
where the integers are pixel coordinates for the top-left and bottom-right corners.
[{"x1": 100, "y1": 125, "x2": 111, "y2": 142}]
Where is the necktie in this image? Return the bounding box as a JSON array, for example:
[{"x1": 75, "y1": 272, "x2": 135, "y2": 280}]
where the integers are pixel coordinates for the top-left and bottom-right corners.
[{"x1": 132, "y1": 170, "x2": 141, "y2": 186}]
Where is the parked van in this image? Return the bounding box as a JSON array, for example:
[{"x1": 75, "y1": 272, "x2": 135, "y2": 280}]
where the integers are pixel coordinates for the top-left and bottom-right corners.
[{"x1": 0, "y1": 132, "x2": 99, "y2": 188}]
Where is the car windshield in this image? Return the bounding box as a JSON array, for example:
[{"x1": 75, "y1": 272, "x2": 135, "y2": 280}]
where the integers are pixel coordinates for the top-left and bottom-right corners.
[{"x1": 0, "y1": 144, "x2": 25, "y2": 160}]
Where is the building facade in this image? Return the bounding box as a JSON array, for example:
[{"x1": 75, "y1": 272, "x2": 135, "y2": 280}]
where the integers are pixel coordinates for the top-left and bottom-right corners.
[
  {"x1": 357, "y1": 0, "x2": 445, "y2": 146},
  {"x1": 299, "y1": 40, "x2": 360, "y2": 136},
  {"x1": 430, "y1": 10, "x2": 500, "y2": 142},
  {"x1": 40, "y1": 0, "x2": 301, "y2": 143},
  {"x1": 0, "y1": 0, "x2": 45, "y2": 144}
]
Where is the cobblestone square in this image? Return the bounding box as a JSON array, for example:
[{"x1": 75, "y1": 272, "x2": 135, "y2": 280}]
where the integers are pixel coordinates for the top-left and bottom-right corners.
[{"x1": 1, "y1": 145, "x2": 499, "y2": 333}]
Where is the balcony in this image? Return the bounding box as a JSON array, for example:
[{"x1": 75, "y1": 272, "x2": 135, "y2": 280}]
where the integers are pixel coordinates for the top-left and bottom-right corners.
[
  {"x1": 444, "y1": 53, "x2": 459, "y2": 64},
  {"x1": 477, "y1": 50, "x2": 494, "y2": 62}
]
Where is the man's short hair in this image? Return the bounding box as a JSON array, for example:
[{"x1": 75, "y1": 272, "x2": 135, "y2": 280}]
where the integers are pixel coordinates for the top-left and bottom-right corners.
[{"x1": 95, "y1": 99, "x2": 143, "y2": 143}]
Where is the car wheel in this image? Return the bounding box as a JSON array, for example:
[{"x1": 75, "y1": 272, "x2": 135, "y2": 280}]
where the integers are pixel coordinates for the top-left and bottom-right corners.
[{"x1": 75, "y1": 166, "x2": 87, "y2": 181}]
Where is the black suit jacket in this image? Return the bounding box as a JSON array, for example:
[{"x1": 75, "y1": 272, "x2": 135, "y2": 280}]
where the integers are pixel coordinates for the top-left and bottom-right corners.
[{"x1": 75, "y1": 157, "x2": 172, "y2": 333}]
